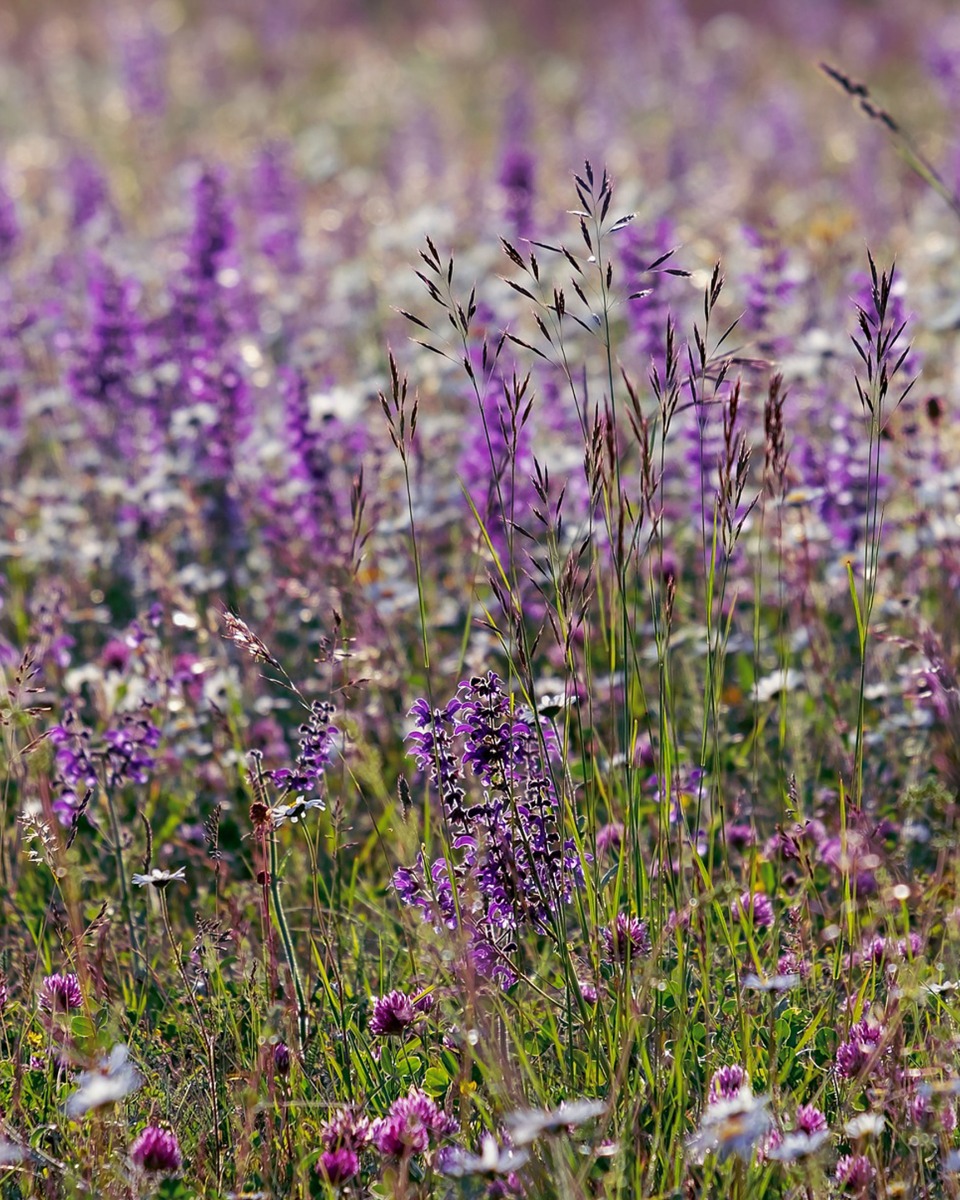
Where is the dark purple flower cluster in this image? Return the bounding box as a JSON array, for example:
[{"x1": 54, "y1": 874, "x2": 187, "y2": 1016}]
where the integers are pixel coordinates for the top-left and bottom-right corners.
[
  {"x1": 250, "y1": 140, "x2": 302, "y2": 275},
  {"x1": 68, "y1": 257, "x2": 143, "y2": 451},
  {"x1": 369, "y1": 989, "x2": 433, "y2": 1037},
  {"x1": 854, "y1": 930, "x2": 924, "y2": 968},
  {"x1": 739, "y1": 223, "x2": 796, "y2": 355},
  {"x1": 269, "y1": 368, "x2": 367, "y2": 564},
  {"x1": 794, "y1": 398, "x2": 888, "y2": 554},
  {"x1": 0, "y1": 177, "x2": 19, "y2": 264},
  {"x1": 176, "y1": 165, "x2": 237, "y2": 353},
  {"x1": 272, "y1": 1042, "x2": 291, "y2": 1076},
  {"x1": 395, "y1": 673, "x2": 584, "y2": 986},
  {"x1": 269, "y1": 700, "x2": 338, "y2": 805}
]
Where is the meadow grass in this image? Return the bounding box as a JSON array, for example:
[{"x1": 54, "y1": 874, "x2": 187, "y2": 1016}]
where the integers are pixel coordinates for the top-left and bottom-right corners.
[{"x1": 2, "y1": 2, "x2": 960, "y2": 1198}]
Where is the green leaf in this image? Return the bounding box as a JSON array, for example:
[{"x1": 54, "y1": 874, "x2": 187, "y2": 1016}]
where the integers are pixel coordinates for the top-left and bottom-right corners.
[{"x1": 422, "y1": 1065, "x2": 451, "y2": 1097}]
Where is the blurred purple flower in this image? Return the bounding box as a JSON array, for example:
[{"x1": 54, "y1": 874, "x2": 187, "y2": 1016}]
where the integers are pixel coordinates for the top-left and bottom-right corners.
[
  {"x1": 273, "y1": 1042, "x2": 291, "y2": 1076},
  {"x1": 795, "y1": 1104, "x2": 828, "y2": 1135},
  {"x1": 130, "y1": 1126, "x2": 181, "y2": 1173},
  {"x1": 732, "y1": 891, "x2": 774, "y2": 929},
  {"x1": 65, "y1": 154, "x2": 111, "y2": 232},
  {"x1": 835, "y1": 1153, "x2": 874, "y2": 1194},
  {"x1": 372, "y1": 1088, "x2": 456, "y2": 1159},
  {"x1": 601, "y1": 914, "x2": 651, "y2": 964},
  {"x1": 250, "y1": 140, "x2": 302, "y2": 274},
  {"x1": 835, "y1": 1020, "x2": 884, "y2": 1079},
  {"x1": 316, "y1": 1146, "x2": 359, "y2": 1186},
  {"x1": 708, "y1": 1065, "x2": 748, "y2": 1104}
]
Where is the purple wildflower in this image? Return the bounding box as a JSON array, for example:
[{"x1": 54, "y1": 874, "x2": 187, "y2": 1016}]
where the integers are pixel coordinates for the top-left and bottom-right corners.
[
  {"x1": 130, "y1": 1126, "x2": 181, "y2": 1173},
  {"x1": 115, "y1": 16, "x2": 168, "y2": 118},
  {"x1": 372, "y1": 1088, "x2": 457, "y2": 1159},
  {"x1": 910, "y1": 1090, "x2": 957, "y2": 1132},
  {"x1": 725, "y1": 822, "x2": 754, "y2": 852},
  {"x1": 68, "y1": 256, "x2": 142, "y2": 439},
  {"x1": 708, "y1": 1065, "x2": 748, "y2": 1104},
  {"x1": 835, "y1": 1153, "x2": 875, "y2": 1194},
  {"x1": 250, "y1": 140, "x2": 302, "y2": 274},
  {"x1": 369, "y1": 990, "x2": 418, "y2": 1037},
  {"x1": 739, "y1": 223, "x2": 795, "y2": 354},
  {"x1": 266, "y1": 368, "x2": 367, "y2": 567},
  {"x1": 101, "y1": 639, "x2": 132, "y2": 675},
  {"x1": 835, "y1": 1020, "x2": 884, "y2": 1079},
  {"x1": 103, "y1": 714, "x2": 161, "y2": 789},
  {"x1": 273, "y1": 1042, "x2": 291, "y2": 1076},
  {"x1": 795, "y1": 1104, "x2": 828, "y2": 1135},
  {"x1": 578, "y1": 979, "x2": 599, "y2": 1004},
  {"x1": 499, "y1": 147, "x2": 535, "y2": 238},
  {"x1": 320, "y1": 1108, "x2": 372, "y2": 1156},
  {"x1": 65, "y1": 153, "x2": 111, "y2": 231},
  {"x1": 38, "y1": 973, "x2": 82, "y2": 1013},
  {"x1": 269, "y1": 699, "x2": 337, "y2": 807},
  {"x1": 316, "y1": 1147, "x2": 359, "y2": 1186},
  {"x1": 777, "y1": 950, "x2": 809, "y2": 979},
  {"x1": 0, "y1": 178, "x2": 19, "y2": 263},
  {"x1": 601, "y1": 914, "x2": 651, "y2": 964},
  {"x1": 174, "y1": 164, "x2": 236, "y2": 352},
  {"x1": 395, "y1": 673, "x2": 584, "y2": 987},
  {"x1": 48, "y1": 713, "x2": 99, "y2": 827},
  {"x1": 733, "y1": 891, "x2": 774, "y2": 929},
  {"x1": 497, "y1": 87, "x2": 535, "y2": 238},
  {"x1": 596, "y1": 822, "x2": 624, "y2": 857}
]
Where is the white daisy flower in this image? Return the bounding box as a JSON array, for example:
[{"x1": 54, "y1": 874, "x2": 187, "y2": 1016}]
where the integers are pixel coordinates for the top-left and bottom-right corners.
[{"x1": 64, "y1": 1044, "x2": 143, "y2": 1118}]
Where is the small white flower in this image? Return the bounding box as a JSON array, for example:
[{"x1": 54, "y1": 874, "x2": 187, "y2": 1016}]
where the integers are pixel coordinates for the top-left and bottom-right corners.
[
  {"x1": 443, "y1": 1135, "x2": 529, "y2": 1177},
  {"x1": 537, "y1": 692, "x2": 577, "y2": 718},
  {"x1": 843, "y1": 1113, "x2": 885, "y2": 1140},
  {"x1": 921, "y1": 980, "x2": 960, "y2": 996},
  {"x1": 64, "y1": 1044, "x2": 143, "y2": 1118},
  {"x1": 767, "y1": 1130, "x2": 830, "y2": 1161},
  {"x1": 505, "y1": 1099, "x2": 606, "y2": 1145},
  {"x1": 743, "y1": 973, "x2": 801, "y2": 993},
  {"x1": 0, "y1": 1140, "x2": 28, "y2": 1165},
  {"x1": 753, "y1": 669, "x2": 804, "y2": 703},
  {"x1": 269, "y1": 796, "x2": 326, "y2": 827},
  {"x1": 919, "y1": 1078, "x2": 960, "y2": 1098},
  {"x1": 132, "y1": 867, "x2": 186, "y2": 888},
  {"x1": 687, "y1": 1086, "x2": 773, "y2": 1164}
]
